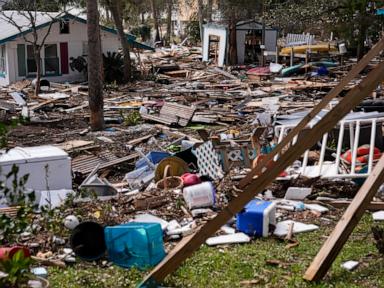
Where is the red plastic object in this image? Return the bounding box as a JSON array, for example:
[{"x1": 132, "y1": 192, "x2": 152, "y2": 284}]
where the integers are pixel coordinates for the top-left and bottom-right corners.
[
  {"x1": 181, "y1": 173, "x2": 201, "y2": 187},
  {"x1": 0, "y1": 246, "x2": 30, "y2": 260},
  {"x1": 342, "y1": 145, "x2": 381, "y2": 164}
]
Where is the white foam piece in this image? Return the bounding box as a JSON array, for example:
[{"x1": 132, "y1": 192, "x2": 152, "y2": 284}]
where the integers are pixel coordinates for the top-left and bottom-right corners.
[
  {"x1": 285, "y1": 187, "x2": 312, "y2": 200},
  {"x1": 341, "y1": 260, "x2": 359, "y2": 271},
  {"x1": 372, "y1": 210, "x2": 384, "y2": 221},
  {"x1": 273, "y1": 220, "x2": 319, "y2": 237},
  {"x1": 220, "y1": 225, "x2": 236, "y2": 235},
  {"x1": 305, "y1": 204, "x2": 329, "y2": 213},
  {"x1": 132, "y1": 213, "x2": 169, "y2": 230},
  {"x1": 206, "y1": 233, "x2": 251, "y2": 246}
]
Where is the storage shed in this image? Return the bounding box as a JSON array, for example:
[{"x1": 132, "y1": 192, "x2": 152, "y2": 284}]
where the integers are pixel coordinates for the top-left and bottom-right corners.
[{"x1": 202, "y1": 20, "x2": 278, "y2": 66}]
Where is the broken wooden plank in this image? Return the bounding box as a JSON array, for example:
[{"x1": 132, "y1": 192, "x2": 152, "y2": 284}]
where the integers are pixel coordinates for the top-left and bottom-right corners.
[
  {"x1": 142, "y1": 103, "x2": 195, "y2": 127},
  {"x1": 140, "y1": 56, "x2": 384, "y2": 287},
  {"x1": 54, "y1": 140, "x2": 94, "y2": 152},
  {"x1": 239, "y1": 37, "x2": 384, "y2": 188},
  {"x1": 304, "y1": 153, "x2": 384, "y2": 281},
  {"x1": 324, "y1": 200, "x2": 384, "y2": 211},
  {"x1": 209, "y1": 67, "x2": 238, "y2": 80}
]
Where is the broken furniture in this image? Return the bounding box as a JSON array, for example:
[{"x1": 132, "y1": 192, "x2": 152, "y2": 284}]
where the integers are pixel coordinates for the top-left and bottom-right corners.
[
  {"x1": 141, "y1": 102, "x2": 196, "y2": 127},
  {"x1": 139, "y1": 38, "x2": 384, "y2": 287},
  {"x1": 79, "y1": 165, "x2": 117, "y2": 197},
  {"x1": 275, "y1": 111, "x2": 384, "y2": 179},
  {"x1": 195, "y1": 137, "x2": 257, "y2": 180}
]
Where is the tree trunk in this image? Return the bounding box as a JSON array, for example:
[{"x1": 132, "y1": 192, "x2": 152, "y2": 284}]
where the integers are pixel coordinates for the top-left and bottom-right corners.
[
  {"x1": 197, "y1": 0, "x2": 204, "y2": 44},
  {"x1": 228, "y1": 19, "x2": 237, "y2": 65},
  {"x1": 166, "y1": 0, "x2": 172, "y2": 45},
  {"x1": 108, "y1": 0, "x2": 131, "y2": 82},
  {"x1": 34, "y1": 49, "x2": 41, "y2": 97},
  {"x1": 150, "y1": 0, "x2": 160, "y2": 42},
  {"x1": 207, "y1": 0, "x2": 213, "y2": 22},
  {"x1": 356, "y1": 14, "x2": 368, "y2": 60},
  {"x1": 87, "y1": 0, "x2": 104, "y2": 131}
]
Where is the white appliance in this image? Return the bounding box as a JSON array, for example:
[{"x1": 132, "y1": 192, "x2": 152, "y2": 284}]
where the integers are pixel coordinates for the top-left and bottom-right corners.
[{"x1": 0, "y1": 145, "x2": 72, "y2": 207}]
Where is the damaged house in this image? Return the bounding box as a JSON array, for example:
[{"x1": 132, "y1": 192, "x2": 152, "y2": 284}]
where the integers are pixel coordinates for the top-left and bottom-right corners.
[{"x1": 0, "y1": 11, "x2": 153, "y2": 86}]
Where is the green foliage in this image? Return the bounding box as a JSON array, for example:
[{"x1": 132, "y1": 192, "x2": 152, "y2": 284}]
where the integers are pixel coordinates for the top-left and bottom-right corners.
[
  {"x1": 2, "y1": 0, "x2": 73, "y2": 12},
  {"x1": 103, "y1": 51, "x2": 124, "y2": 84},
  {"x1": 0, "y1": 118, "x2": 24, "y2": 150},
  {"x1": 265, "y1": 0, "x2": 384, "y2": 55},
  {"x1": 69, "y1": 56, "x2": 87, "y2": 76},
  {"x1": 0, "y1": 166, "x2": 37, "y2": 244},
  {"x1": 48, "y1": 214, "x2": 384, "y2": 287},
  {"x1": 186, "y1": 19, "x2": 201, "y2": 44},
  {"x1": 130, "y1": 25, "x2": 151, "y2": 42},
  {"x1": 0, "y1": 250, "x2": 34, "y2": 288},
  {"x1": 122, "y1": 110, "x2": 141, "y2": 126}
]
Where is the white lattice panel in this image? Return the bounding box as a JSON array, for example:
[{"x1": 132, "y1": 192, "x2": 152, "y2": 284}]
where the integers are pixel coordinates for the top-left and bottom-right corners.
[{"x1": 196, "y1": 141, "x2": 224, "y2": 180}]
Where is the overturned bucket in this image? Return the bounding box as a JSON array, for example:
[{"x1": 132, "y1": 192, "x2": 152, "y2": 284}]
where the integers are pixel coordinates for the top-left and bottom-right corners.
[{"x1": 70, "y1": 221, "x2": 106, "y2": 261}]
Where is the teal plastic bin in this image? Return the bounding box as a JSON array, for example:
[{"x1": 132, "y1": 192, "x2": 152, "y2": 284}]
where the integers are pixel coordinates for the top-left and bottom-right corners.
[{"x1": 104, "y1": 222, "x2": 165, "y2": 270}]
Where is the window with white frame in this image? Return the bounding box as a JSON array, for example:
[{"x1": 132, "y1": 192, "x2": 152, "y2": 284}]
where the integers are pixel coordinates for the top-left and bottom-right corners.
[{"x1": 0, "y1": 45, "x2": 6, "y2": 74}]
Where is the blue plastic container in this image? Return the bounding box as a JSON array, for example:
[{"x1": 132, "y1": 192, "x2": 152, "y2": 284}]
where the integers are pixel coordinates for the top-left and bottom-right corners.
[
  {"x1": 135, "y1": 151, "x2": 170, "y2": 169},
  {"x1": 236, "y1": 199, "x2": 276, "y2": 237},
  {"x1": 104, "y1": 222, "x2": 166, "y2": 270}
]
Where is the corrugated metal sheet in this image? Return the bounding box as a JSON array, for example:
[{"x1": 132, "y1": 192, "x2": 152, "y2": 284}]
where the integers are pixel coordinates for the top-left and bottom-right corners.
[{"x1": 72, "y1": 151, "x2": 139, "y2": 175}]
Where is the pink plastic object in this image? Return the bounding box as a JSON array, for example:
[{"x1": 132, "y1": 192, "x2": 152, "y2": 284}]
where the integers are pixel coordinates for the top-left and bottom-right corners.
[
  {"x1": 0, "y1": 246, "x2": 30, "y2": 260},
  {"x1": 181, "y1": 173, "x2": 201, "y2": 187}
]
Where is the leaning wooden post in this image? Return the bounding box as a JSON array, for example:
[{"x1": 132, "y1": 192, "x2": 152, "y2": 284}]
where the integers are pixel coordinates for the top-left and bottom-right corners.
[
  {"x1": 304, "y1": 153, "x2": 384, "y2": 281},
  {"x1": 139, "y1": 60, "x2": 384, "y2": 287},
  {"x1": 239, "y1": 38, "x2": 384, "y2": 188}
]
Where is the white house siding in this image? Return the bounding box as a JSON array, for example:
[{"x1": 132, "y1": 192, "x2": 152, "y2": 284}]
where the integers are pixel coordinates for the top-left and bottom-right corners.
[
  {"x1": 0, "y1": 43, "x2": 10, "y2": 86},
  {"x1": 202, "y1": 25, "x2": 227, "y2": 67},
  {"x1": 2, "y1": 19, "x2": 122, "y2": 86}
]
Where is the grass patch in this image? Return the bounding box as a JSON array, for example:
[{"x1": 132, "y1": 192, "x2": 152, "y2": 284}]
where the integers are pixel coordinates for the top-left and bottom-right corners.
[{"x1": 49, "y1": 213, "x2": 384, "y2": 287}]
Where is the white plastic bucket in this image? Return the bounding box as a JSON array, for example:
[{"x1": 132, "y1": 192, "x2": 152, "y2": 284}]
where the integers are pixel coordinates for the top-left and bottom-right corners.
[{"x1": 183, "y1": 182, "x2": 215, "y2": 209}]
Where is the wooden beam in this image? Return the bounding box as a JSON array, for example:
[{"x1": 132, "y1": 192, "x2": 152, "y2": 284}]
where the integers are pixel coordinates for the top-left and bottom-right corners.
[
  {"x1": 239, "y1": 38, "x2": 384, "y2": 188},
  {"x1": 325, "y1": 200, "x2": 384, "y2": 211},
  {"x1": 140, "y1": 61, "x2": 384, "y2": 286},
  {"x1": 304, "y1": 153, "x2": 384, "y2": 281}
]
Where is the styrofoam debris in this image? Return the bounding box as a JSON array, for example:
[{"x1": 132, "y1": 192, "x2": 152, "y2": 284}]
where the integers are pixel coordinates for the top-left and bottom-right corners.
[
  {"x1": 167, "y1": 221, "x2": 196, "y2": 236},
  {"x1": 341, "y1": 260, "x2": 359, "y2": 271},
  {"x1": 284, "y1": 187, "x2": 312, "y2": 200},
  {"x1": 166, "y1": 220, "x2": 181, "y2": 232},
  {"x1": 372, "y1": 210, "x2": 384, "y2": 221},
  {"x1": 273, "y1": 220, "x2": 319, "y2": 237},
  {"x1": 220, "y1": 225, "x2": 236, "y2": 234},
  {"x1": 132, "y1": 213, "x2": 169, "y2": 230},
  {"x1": 206, "y1": 233, "x2": 251, "y2": 246},
  {"x1": 305, "y1": 204, "x2": 329, "y2": 213},
  {"x1": 31, "y1": 267, "x2": 48, "y2": 278}
]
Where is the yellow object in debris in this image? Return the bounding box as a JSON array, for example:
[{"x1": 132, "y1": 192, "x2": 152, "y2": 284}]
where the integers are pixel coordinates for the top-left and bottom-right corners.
[
  {"x1": 93, "y1": 211, "x2": 101, "y2": 219},
  {"x1": 117, "y1": 101, "x2": 143, "y2": 107},
  {"x1": 281, "y1": 44, "x2": 338, "y2": 55}
]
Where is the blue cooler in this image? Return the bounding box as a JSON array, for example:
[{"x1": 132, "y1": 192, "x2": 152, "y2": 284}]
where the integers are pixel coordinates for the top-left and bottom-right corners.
[
  {"x1": 236, "y1": 199, "x2": 276, "y2": 237},
  {"x1": 104, "y1": 222, "x2": 166, "y2": 270}
]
